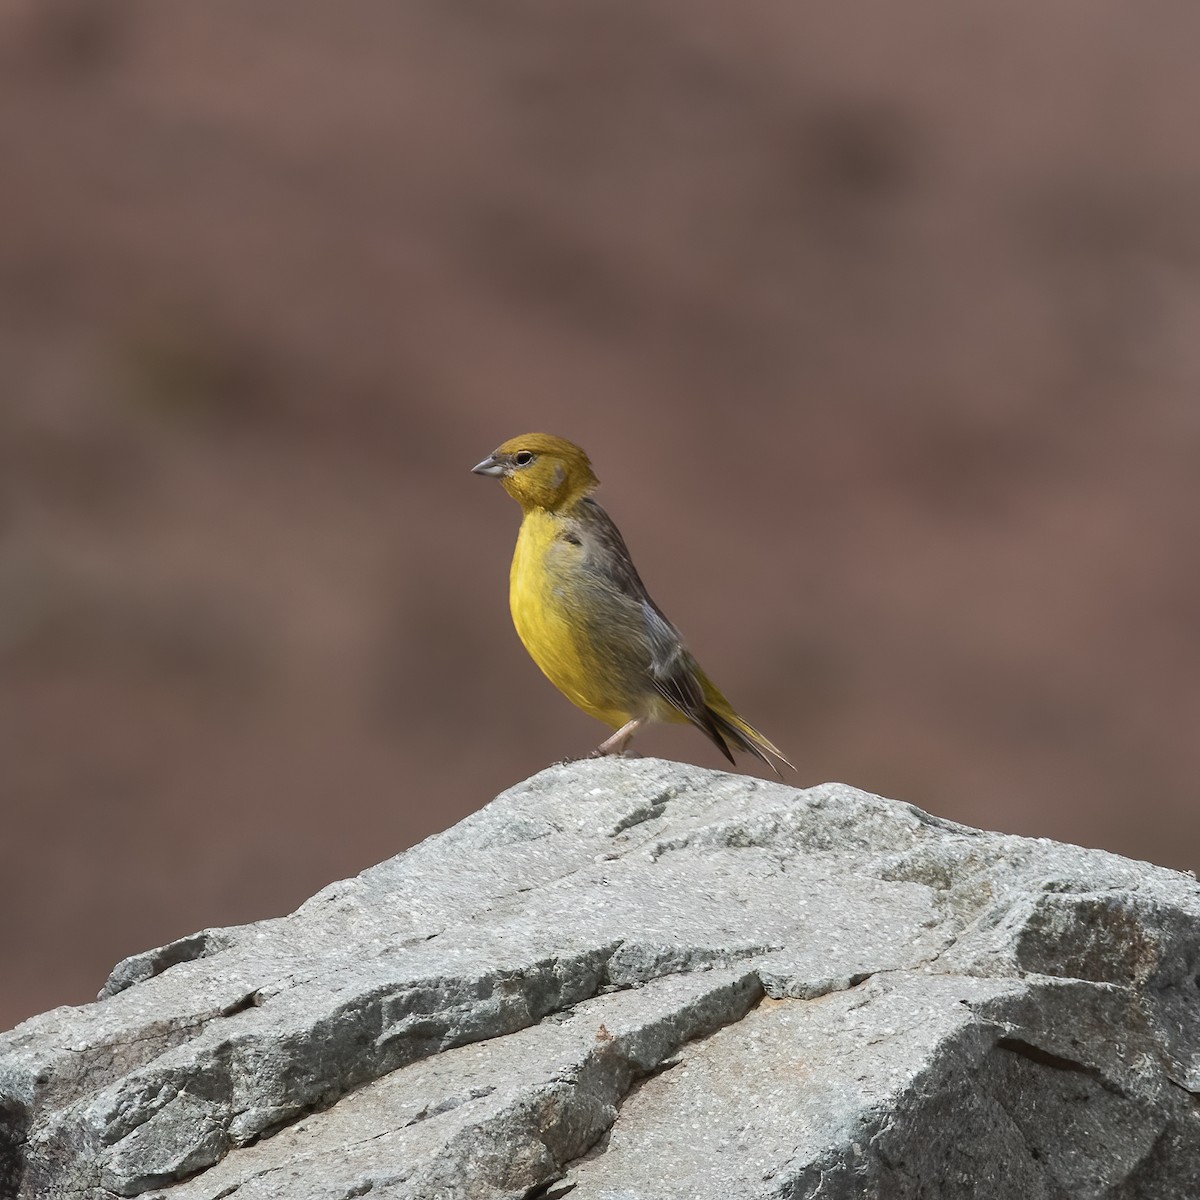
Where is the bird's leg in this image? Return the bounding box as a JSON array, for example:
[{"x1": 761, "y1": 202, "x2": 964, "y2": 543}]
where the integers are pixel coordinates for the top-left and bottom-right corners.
[{"x1": 590, "y1": 717, "x2": 645, "y2": 758}]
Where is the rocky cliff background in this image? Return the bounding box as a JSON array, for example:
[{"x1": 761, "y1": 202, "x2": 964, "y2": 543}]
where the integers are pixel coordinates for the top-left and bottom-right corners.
[{"x1": 3, "y1": 0, "x2": 1200, "y2": 1029}]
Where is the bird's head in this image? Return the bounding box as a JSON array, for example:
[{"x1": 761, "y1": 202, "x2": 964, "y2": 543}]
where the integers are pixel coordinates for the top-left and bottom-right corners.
[{"x1": 472, "y1": 433, "x2": 599, "y2": 512}]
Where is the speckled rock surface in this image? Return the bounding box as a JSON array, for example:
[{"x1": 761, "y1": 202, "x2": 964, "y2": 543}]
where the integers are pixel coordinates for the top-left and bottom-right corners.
[{"x1": 2, "y1": 758, "x2": 1199, "y2": 1198}]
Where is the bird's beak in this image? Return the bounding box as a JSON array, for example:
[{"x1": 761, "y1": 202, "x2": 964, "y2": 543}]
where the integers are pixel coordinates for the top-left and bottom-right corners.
[{"x1": 471, "y1": 453, "x2": 505, "y2": 478}]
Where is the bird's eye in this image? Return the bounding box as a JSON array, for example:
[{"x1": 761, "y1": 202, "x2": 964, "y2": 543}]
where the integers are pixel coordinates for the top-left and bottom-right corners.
[{"x1": 514, "y1": 451, "x2": 535, "y2": 467}]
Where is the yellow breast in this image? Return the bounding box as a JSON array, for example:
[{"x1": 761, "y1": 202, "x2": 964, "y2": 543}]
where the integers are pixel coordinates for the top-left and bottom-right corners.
[{"x1": 509, "y1": 510, "x2": 634, "y2": 729}]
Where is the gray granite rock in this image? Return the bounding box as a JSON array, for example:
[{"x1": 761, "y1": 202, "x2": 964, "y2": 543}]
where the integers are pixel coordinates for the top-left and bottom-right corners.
[{"x1": 2, "y1": 758, "x2": 1198, "y2": 1198}]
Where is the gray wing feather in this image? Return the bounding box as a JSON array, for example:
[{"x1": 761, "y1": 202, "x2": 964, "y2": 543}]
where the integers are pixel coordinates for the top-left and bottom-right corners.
[{"x1": 568, "y1": 500, "x2": 732, "y2": 756}]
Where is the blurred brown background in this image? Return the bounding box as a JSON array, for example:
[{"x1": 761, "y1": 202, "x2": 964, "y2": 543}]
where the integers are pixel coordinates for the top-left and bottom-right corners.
[{"x1": 3, "y1": 0, "x2": 1199, "y2": 1031}]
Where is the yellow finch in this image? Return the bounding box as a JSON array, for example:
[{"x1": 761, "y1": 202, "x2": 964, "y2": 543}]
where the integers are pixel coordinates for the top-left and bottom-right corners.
[{"x1": 472, "y1": 433, "x2": 792, "y2": 774}]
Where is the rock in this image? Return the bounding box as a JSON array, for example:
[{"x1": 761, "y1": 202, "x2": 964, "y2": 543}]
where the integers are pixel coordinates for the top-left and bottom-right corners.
[{"x1": 2, "y1": 758, "x2": 1199, "y2": 1198}]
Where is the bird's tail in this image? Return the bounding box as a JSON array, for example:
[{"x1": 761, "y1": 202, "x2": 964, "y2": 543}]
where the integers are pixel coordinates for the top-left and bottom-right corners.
[
  {"x1": 675, "y1": 667, "x2": 794, "y2": 777},
  {"x1": 707, "y1": 707, "x2": 794, "y2": 777}
]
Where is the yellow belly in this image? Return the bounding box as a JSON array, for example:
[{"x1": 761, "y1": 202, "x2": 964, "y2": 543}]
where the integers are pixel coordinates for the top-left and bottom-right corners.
[{"x1": 509, "y1": 511, "x2": 633, "y2": 729}]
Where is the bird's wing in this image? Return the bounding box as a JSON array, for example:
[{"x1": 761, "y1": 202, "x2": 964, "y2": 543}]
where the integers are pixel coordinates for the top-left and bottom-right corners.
[
  {"x1": 571, "y1": 499, "x2": 735, "y2": 760},
  {"x1": 570, "y1": 498, "x2": 654, "y2": 604}
]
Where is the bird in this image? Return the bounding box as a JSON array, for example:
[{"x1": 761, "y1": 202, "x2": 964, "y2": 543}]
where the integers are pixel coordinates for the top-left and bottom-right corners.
[{"x1": 472, "y1": 433, "x2": 793, "y2": 775}]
